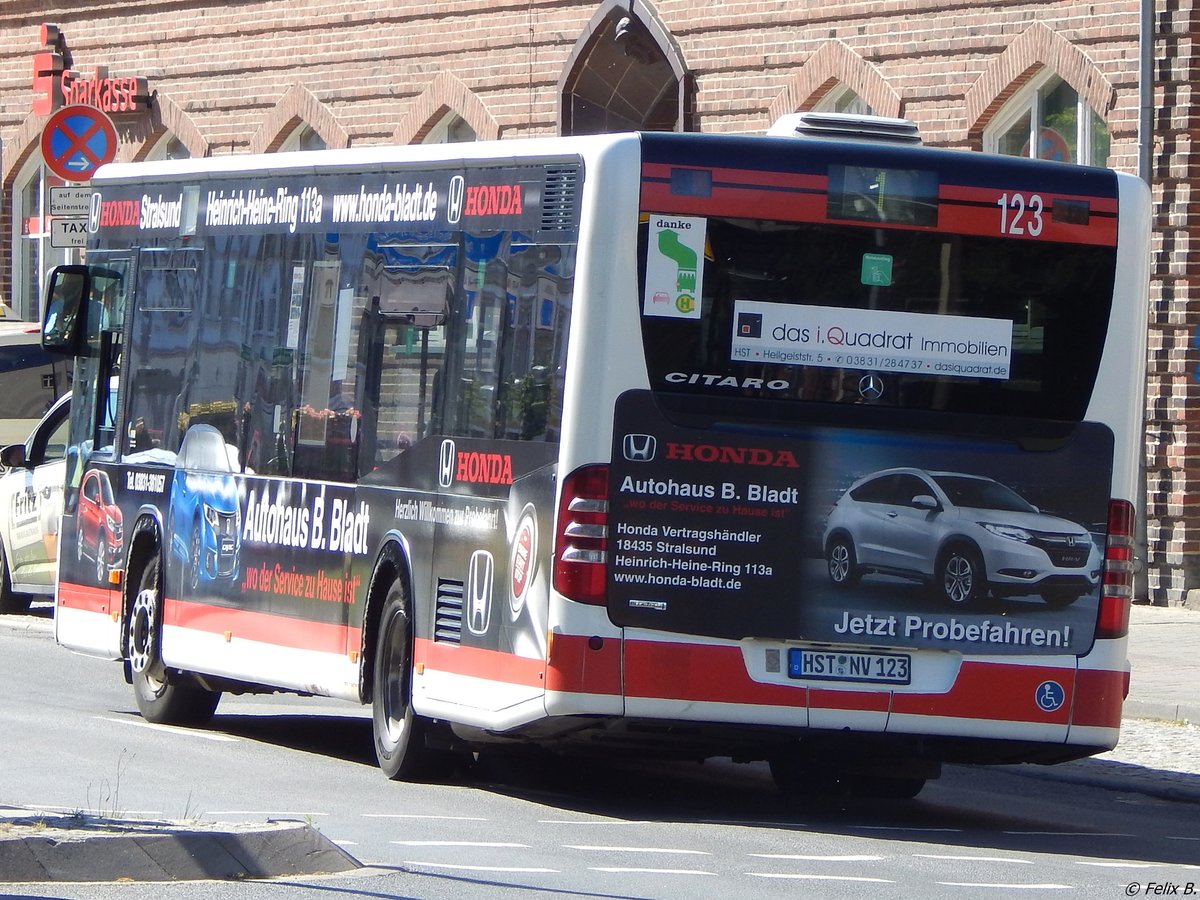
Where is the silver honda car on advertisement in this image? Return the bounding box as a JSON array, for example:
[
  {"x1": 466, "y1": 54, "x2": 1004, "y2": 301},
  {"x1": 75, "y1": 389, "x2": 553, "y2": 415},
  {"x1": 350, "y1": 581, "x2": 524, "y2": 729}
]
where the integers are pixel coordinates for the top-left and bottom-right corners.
[{"x1": 823, "y1": 467, "x2": 1102, "y2": 607}]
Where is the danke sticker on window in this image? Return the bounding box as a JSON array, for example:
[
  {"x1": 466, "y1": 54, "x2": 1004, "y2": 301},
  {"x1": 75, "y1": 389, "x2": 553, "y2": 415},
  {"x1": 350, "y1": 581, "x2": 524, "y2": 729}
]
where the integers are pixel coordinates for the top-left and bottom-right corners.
[{"x1": 644, "y1": 214, "x2": 706, "y2": 320}]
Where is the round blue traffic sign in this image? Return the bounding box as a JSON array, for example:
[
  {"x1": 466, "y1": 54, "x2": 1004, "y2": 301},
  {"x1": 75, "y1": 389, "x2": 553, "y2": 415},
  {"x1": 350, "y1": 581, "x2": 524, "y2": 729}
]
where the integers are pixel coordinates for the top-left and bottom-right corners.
[{"x1": 40, "y1": 104, "x2": 118, "y2": 182}]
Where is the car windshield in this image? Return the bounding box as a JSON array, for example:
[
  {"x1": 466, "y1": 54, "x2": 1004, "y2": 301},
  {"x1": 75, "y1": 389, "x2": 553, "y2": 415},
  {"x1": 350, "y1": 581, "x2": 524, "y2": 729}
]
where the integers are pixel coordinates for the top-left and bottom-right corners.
[
  {"x1": 186, "y1": 431, "x2": 234, "y2": 473},
  {"x1": 930, "y1": 474, "x2": 1037, "y2": 513}
]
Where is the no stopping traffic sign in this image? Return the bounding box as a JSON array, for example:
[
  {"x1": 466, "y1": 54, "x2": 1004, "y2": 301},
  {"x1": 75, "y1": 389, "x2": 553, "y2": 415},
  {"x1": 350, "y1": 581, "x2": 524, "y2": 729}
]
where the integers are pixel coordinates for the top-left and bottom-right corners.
[{"x1": 40, "y1": 104, "x2": 118, "y2": 182}]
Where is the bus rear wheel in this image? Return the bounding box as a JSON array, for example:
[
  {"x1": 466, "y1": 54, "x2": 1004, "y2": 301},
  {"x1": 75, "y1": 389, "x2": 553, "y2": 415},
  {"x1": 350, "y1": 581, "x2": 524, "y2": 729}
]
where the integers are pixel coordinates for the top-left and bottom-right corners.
[
  {"x1": 770, "y1": 755, "x2": 928, "y2": 801},
  {"x1": 372, "y1": 579, "x2": 439, "y2": 780},
  {"x1": 128, "y1": 555, "x2": 220, "y2": 726}
]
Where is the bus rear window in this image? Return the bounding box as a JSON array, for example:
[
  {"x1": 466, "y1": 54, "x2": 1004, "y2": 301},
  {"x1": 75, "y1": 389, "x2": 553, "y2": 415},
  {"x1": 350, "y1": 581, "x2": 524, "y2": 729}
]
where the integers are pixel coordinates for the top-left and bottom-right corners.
[{"x1": 637, "y1": 216, "x2": 1116, "y2": 423}]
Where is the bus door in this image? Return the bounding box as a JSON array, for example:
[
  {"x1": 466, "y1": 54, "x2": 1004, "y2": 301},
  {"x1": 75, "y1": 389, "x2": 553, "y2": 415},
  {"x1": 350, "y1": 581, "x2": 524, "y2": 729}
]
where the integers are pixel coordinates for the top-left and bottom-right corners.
[
  {"x1": 424, "y1": 231, "x2": 563, "y2": 719},
  {"x1": 45, "y1": 259, "x2": 130, "y2": 659}
]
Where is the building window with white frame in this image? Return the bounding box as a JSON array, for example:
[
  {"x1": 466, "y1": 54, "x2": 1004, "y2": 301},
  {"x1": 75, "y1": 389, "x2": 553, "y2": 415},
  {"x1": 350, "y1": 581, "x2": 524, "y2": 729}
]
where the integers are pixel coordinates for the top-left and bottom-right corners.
[
  {"x1": 985, "y1": 72, "x2": 1110, "y2": 167},
  {"x1": 10, "y1": 154, "x2": 72, "y2": 323},
  {"x1": 423, "y1": 111, "x2": 477, "y2": 144},
  {"x1": 278, "y1": 124, "x2": 327, "y2": 153},
  {"x1": 813, "y1": 84, "x2": 874, "y2": 117}
]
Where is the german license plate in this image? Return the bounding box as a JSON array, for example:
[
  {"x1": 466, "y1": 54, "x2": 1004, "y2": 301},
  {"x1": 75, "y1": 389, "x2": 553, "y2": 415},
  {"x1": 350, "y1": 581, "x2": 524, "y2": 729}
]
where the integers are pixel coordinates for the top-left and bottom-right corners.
[{"x1": 788, "y1": 648, "x2": 911, "y2": 685}]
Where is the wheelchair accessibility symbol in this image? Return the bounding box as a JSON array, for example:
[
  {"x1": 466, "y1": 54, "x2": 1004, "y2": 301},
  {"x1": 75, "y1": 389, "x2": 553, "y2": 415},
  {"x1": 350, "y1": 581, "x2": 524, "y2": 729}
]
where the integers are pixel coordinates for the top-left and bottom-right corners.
[{"x1": 1035, "y1": 680, "x2": 1066, "y2": 713}]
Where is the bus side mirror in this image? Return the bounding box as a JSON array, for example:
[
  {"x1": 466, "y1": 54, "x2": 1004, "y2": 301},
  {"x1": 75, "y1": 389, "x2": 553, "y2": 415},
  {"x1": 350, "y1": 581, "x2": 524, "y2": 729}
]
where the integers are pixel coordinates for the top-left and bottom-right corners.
[{"x1": 42, "y1": 265, "x2": 89, "y2": 356}]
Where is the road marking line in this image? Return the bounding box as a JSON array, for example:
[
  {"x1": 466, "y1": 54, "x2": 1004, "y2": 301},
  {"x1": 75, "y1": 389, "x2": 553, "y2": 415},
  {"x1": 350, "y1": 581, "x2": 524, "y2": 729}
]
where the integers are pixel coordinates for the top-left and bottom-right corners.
[
  {"x1": 1074, "y1": 861, "x2": 1163, "y2": 868},
  {"x1": 938, "y1": 883, "x2": 1073, "y2": 890},
  {"x1": 95, "y1": 716, "x2": 238, "y2": 742},
  {"x1": 364, "y1": 813, "x2": 486, "y2": 821},
  {"x1": 540, "y1": 819, "x2": 658, "y2": 825},
  {"x1": 404, "y1": 862, "x2": 557, "y2": 873},
  {"x1": 589, "y1": 867, "x2": 716, "y2": 876},
  {"x1": 566, "y1": 845, "x2": 710, "y2": 854},
  {"x1": 747, "y1": 873, "x2": 894, "y2": 882},
  {"x1": 207, "y1": 816, "x2": 328, "y2": 820},
  {"x1": 749, "y1": 854, "x2": 887, "y2": 862},
  {"x1": 392, "y1": 841, "x2": 529, "y2": 848},
  {"x1": 914, "y1": 855, "x2": 1033, "y2": 864},
  {"x1": 854, "y1": 826, "x2": 961, "y2": 833}
]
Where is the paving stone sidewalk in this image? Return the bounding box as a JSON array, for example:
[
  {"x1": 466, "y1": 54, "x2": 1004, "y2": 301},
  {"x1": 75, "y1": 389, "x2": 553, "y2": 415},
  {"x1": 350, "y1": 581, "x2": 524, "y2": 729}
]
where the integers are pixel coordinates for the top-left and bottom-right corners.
[{"x1": 1010, "y1": 603, "x2": 1200, "y2": 803}]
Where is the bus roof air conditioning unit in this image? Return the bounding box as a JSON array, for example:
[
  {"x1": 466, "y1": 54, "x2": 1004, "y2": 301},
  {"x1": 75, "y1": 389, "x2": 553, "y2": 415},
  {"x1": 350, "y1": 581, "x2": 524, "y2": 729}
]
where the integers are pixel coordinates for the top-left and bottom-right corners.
[{"x1": 768, "y1": 111, "x2": 922, "y2": 144}]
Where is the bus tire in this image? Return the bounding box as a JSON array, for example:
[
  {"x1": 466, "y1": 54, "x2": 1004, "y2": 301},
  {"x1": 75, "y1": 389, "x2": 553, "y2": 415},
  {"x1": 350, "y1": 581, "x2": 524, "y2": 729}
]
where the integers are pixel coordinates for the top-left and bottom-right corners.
[
  {"x1": 825, "y1": 533, "x2": 860, "y2": 587},
  {"x1": 937, "y1": 543, "x2": 985, "y2": 607},
  {"x1": 854, "y1": 774, "x2": 927, "y2": 800},
  {"x1": 372, "y1": 578, "x2": 434, "y2": 780},
  {"x1": 0, "y1": 540, "x2": 31, "y2": 614},
  {"x1": 128, "y1": 553, "x2": 220, "y2": 726},
  {"x1": 769, "y1": 755, "x2": 848, "y2": 801}
]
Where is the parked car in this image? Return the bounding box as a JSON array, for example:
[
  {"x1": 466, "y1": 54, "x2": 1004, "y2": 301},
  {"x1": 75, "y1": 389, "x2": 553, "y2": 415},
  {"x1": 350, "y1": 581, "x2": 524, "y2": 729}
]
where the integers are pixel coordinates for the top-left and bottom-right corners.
[
  {"x1": 823, "y1": 467, "x2": 1101, "y2": 607},
  {"x1": 168, "y1": 424, "x2": 241, "y2": 591},
  {"x1": 76, "y1": 468, "x2": 123, "y2": 585},
  {"x1": 0, "y1": 395, "x2": 70, "y2": 612}
]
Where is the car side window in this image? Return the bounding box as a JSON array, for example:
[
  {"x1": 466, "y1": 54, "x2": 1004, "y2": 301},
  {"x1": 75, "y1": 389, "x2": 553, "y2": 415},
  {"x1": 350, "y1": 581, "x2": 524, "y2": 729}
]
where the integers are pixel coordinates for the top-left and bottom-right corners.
[
  {"x1": 849, "y1": 475, "x2": 895, "y2": 504},
  {"x1": 892, "y1": 474, "x2": 934, "y2": 507},
  {"x1": 27, "y1": 401, "x2": 71, "y2": 465}
]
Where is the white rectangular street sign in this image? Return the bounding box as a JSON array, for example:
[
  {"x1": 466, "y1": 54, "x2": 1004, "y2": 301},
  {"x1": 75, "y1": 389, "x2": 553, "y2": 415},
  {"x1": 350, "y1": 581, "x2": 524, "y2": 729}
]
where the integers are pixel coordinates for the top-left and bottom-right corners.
[
  {"x1": 49, "y1": 186, "x2": 92, "y2": 217},
  {"x1": 50, "y1": 217, "x2": 89, "y2": 248}
]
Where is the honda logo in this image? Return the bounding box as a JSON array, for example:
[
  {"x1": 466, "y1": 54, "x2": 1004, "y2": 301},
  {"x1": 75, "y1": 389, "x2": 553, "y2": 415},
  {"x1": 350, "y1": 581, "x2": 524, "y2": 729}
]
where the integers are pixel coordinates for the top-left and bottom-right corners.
[
  {"x1": 446, "y1": 175, "x2": 465, "y2": 225},
  {"x1": 439, "y1": 439, "x2": 456, "y2": 488},
  {"x1": 466, "y1": 550, "x2": 494, "y2": 636},
  {"x1": 623, "y1": 433, "x2": 657, "y2": 462}
]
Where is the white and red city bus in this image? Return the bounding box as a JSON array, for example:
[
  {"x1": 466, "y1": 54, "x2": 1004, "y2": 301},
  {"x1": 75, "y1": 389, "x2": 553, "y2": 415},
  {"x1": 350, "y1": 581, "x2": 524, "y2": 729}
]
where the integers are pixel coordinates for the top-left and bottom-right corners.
[{"x1": 42, "y1": 115, "x2": 1150, "y2": 797}]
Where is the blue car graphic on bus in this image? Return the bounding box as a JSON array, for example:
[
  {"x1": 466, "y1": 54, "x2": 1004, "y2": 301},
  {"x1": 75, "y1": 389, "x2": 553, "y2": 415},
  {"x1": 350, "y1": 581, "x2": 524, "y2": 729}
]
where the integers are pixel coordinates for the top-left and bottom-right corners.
[{"x1": 169, "y1": 424, "x2": 241, "y2": 592}]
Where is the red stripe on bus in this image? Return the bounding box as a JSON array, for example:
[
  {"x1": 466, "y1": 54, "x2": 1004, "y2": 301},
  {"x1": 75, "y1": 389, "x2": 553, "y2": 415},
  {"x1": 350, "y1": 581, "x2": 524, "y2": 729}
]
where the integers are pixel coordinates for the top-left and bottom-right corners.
[
  {"x1": 641, "y1": 168, "x2": 1118, "y2": 247},
  {"x1": 545, "y1": 632, "x2": 622, "y2": 695},
  {"x1": 890, "y1": 662, "x2": 1074, "y2": 725},
  {"x1": 1070, "y1": 667, "x2": 1125, "y2": 729},
  {"x1": 57, "y1": 581, "x2": 116, "y2": 615},
  {"x1": 623, "y1": 640, "x2": 805, "y2": 707},
  {"x1": 624, "y1": 640, "x2": 1082, "y2": 725},
  {"x1": 162, "y1": 598, "x2": 359, "y2": 653},
  {"x1": 415, "y1": 637, "x2": 546, "y2": 689}
]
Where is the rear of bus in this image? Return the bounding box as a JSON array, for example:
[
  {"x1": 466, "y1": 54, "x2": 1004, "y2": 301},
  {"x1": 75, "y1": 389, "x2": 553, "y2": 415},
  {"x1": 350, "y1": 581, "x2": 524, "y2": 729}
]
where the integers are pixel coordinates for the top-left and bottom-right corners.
[{"x1": 551, "y1": 124, "x2": 1149, "y2": 793}]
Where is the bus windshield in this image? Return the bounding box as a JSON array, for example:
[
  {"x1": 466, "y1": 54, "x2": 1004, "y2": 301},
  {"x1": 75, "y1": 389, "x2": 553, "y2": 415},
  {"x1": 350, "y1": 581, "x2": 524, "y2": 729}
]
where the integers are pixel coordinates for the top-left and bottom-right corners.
[{"x1": 638, "y1": 215, "x2": 1116, "y2": 422}]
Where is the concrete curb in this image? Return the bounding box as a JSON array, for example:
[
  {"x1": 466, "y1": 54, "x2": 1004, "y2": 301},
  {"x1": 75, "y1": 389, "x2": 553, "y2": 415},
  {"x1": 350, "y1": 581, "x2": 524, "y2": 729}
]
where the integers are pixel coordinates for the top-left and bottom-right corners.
[
  {"x1": 1123, "y1": 699, "x2": 1200, "y2": 726},
  {"x1": 0, "y1": 809, "x2": 360, "y2": 883},
  {"x1": 1004, "y1": 761, "x2": 1200, "y2": 805}
]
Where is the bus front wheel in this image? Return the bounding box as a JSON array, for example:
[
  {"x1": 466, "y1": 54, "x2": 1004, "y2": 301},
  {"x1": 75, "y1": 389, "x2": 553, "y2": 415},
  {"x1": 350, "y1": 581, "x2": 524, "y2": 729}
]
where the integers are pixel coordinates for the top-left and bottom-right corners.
[
  {"x1": 129, "y1": 554, "x2": 220, "y2": 725},
  {"x1": 372, "y1": 579, "x2": 436, "y2": 780}
]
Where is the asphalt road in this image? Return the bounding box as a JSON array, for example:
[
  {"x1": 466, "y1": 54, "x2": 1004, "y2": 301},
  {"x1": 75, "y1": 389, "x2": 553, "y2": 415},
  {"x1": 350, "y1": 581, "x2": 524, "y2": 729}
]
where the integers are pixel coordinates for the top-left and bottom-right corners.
[{"x1": 2, "y1": 603, "x2": 1199, "y2": 898}]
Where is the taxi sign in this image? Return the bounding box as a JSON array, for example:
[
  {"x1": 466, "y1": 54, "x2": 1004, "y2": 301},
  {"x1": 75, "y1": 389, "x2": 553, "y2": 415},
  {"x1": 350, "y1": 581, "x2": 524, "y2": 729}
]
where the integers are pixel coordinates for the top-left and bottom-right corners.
[
  {"x1": 40, "y1": 104, "x2": 118, "y2": 182},
  {"x1": 50, "y1": 218, "x2": 89, "y2": 249}
]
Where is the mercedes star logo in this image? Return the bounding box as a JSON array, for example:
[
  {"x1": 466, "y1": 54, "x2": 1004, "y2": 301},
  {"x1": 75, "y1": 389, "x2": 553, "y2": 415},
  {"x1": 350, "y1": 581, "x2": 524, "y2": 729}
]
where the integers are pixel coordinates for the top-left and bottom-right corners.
[{"x1": 858, "y1": 373, "x2": 885, "y2": 401}]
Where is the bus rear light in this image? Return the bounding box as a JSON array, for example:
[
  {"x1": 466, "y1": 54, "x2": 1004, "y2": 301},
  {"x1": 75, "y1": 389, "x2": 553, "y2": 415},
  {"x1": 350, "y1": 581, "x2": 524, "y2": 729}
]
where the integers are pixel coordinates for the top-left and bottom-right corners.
[
  {"x1": 1096, "y1": 499, "x2": 1134, "y2": 640},
  {"x1": 553, "y1": 465, "x2": 609, "y2": 605}
]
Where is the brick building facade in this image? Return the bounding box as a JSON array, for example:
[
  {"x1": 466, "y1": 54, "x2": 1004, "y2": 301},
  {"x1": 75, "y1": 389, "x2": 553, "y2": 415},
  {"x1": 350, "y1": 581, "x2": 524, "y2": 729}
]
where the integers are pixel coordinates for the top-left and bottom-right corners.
[{"x1": 0, "y1": 0, "x2": 1192, "y2": 603}]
